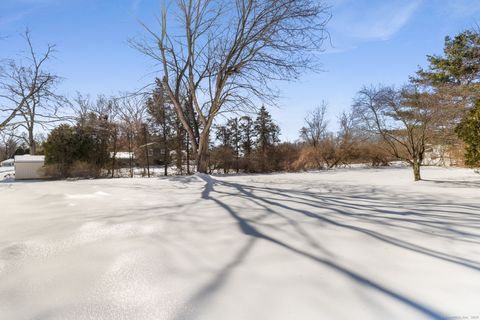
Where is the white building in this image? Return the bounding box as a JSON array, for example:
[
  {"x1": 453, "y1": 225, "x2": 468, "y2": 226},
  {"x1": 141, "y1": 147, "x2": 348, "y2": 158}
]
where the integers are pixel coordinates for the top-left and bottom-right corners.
[{"x1": 14, "y1": 155, "x2": 45, "y2": 180}]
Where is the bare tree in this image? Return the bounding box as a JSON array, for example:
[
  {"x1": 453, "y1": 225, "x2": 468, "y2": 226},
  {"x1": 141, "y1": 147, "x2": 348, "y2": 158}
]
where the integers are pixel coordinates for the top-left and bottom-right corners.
[
  {"x1": 300, "y1": 102, "x2": 328, "y2": 147},
  {"x1": 0, "y1": 129, "x2": 19, "y2": 160},
  {"x1": 118, "y1": 94, "x2": 147, "y2": 177},
  {"x1": 353, "y1": 85, "x2": 441, "y2": 181},
  {"x1": 336, "y1": 110, "x2": 361, "y2": 166},
  {"x1": 133, "y1": 0, "x2": 330, "y2": 172},
  {"x1": 0, "y1": 30, "x2": 61, "y2": 154}
]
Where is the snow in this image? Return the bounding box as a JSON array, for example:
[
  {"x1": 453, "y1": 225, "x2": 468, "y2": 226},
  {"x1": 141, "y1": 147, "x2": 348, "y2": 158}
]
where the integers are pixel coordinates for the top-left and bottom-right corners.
[
  {"x1": 1, "y1": 166, "x2": 480, "y2": 319},
  {"x1": 110, "y1": 152, "x2": 134, "y2": 159},
  {"x1": 14, "y1": 155, "x2": 45, "y2": 163},
  {"x1": 0, "y1": 166, "x2": 14, "y2": 181}
]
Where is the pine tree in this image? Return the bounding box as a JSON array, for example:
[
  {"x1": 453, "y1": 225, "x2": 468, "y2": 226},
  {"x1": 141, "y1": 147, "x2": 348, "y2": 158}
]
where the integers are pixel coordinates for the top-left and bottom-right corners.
[
  {"x1": 227, "y1": 118, "x2": 241, "y2": 173},
  {"x1": 456, "y1": 100, "x2": 480, "y2": 166},
  {"x1": 214, "y1": 124, "x2": 233, "y2": 173},
  {"x1": 414, "y1": 29, "x2": 480, "y2": 167},
  {"x1": 254, "y1": 106, "x2": 280, "y2": 171},
  {"x1": 416, "y1": 30, "x2": 480, "y2": 86},
  {"x1": 239, "y1": 116, "x2": 254, "y2": 159},
  {"x1": 254, "y1": 106, "x2": 279, "y2": 151}
]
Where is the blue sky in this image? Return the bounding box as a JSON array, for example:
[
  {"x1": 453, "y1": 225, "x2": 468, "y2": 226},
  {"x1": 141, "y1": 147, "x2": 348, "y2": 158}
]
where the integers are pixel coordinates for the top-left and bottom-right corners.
[{"x1": 1, "y1": 0, "x2": 479, "y2": 140}]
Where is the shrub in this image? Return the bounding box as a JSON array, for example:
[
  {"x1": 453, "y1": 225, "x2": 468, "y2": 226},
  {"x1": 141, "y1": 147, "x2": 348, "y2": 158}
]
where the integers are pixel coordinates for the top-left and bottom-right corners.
[{"x1": 43, "y1": 123, "x2": 109, "y2": 178}]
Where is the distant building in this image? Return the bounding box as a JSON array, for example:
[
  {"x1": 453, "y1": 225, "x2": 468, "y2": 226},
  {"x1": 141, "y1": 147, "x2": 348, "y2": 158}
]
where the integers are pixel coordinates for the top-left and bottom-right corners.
[
  {"x1": 14, "y1": 155, "x2": 45, "y2": 180},
  {"x1": 110, "y1": 151, "x2": 136, "y2": 167},
  {"x1": 423, "y1": 144, "x2": 454, "y2": 166}
]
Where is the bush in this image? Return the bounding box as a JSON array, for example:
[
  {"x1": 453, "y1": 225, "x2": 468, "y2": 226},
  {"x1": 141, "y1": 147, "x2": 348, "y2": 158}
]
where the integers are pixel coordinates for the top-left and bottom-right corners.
[
  {"x1": 44, "y1": 125, "x2": 78, "y2": 177},
  {"x1": 70, "y1": 161, "x2": 101, "y2": 178},
  {"x1": 43, "y1": 122, "x2": 109, "y2": 178}
]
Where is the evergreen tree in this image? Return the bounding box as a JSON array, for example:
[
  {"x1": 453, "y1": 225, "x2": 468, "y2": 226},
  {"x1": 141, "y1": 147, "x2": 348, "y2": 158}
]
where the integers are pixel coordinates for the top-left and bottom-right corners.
[
  {"x1": 44, "y1": 124, "x2": 77, "y2": 177},
  {"x1": 254, "y1": 106, "x2": 280, "y2": 171},
  {"x1": 226, "y1": 118, "x2": 241, "y2": 173},
  {"x1": 76, "y1": 112, "x2": 111, "y2": 170},
  {"x1": 214, "y1": 124, "x2": 233, "y2": 173},
  {"x1": 44, "y1": 117, "x2": 109, "y2": 178},
  {"x1": 415, "y1": 28, "x2": 480, "y2": 166},
  {"x1": 254, "y1": 106, "x2": 280, "y2": 152},
  {"x1": 416, "y1": 30, "x2": 480, "y2": 86},
  {"x1": 215, "y1": 125, "x2": 231, "y2": 147},
  {"x1": 239, "y1": 116, "x2": 254, "y2": 159},
  {"x1": 456, "y1": 100, "x2": 480, "y2": 166}
]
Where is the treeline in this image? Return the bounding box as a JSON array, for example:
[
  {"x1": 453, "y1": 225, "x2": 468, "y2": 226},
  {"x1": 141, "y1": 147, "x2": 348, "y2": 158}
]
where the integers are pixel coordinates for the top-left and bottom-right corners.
[
  {"x1": 2, "y1": 25, "x2": 480, "y2": 181},
  {"x1": 40, "y1": 91, "x2": 193, "y2": 178},
  {"x1": 170, "y1": 27, "x2": 480, "y2": 180},
  {"x1": 209, "y1": 103, "x2": 394, "y2": 174}
]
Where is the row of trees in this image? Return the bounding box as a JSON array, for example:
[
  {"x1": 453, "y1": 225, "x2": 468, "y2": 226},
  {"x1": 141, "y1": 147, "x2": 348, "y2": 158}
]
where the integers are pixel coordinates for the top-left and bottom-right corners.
[
  {"x1": 2, "y1": 4, "x2": 480, "y2": 181},
  {"x1": 3, "y1": 0, "x2": 332, "y2": 175},
  {"x1": 207, "y1": 27, "x2": 480, "y2": 180},
  {"x1": 133, "y1": 0, "x2": 330, "y2": 173},
  {"x1": 211, "y1": 106, "x2": 279, "y2": 173},
  {"x1": 130, "y1": 0, "x2": 480, "y2": 180},
  {"x1": 41, "y1": 90, "x2": 195, "y2": 178},
  {"x1": 209, "y1": 103, "x2": 395, "y2": 174}
]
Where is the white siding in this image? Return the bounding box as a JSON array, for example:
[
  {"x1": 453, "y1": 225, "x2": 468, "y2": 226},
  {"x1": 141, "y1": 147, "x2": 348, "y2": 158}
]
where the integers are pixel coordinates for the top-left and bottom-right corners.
[{"x1": 14, "y1": 155, "x2": 45, "y2": 180}]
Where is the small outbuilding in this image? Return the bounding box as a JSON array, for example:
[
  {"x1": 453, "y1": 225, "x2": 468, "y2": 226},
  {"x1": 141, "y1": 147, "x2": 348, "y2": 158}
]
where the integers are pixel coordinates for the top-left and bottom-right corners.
[{"x1": 14, "y1": 155, "x2": 45, "y2": 180}]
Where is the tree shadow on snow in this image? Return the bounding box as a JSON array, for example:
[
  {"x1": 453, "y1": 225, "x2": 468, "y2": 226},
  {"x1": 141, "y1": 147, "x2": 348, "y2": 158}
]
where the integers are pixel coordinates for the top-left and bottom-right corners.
[
  {"x1": 172, "y1": 174, "x2": 480, "y2": 320},
  {"x1": 422, "y1": 179, "x2": 480, "y2": 189}
]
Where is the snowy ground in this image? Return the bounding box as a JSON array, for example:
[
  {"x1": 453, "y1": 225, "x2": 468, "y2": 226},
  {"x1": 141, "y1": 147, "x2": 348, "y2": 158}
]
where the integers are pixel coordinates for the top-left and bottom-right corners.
[
  {"x1": 1, "y1": 167, "x2": 480, "y2": 320},
  {"x1": 0, "y1": 166, "x2": 14, "y2": 181}
]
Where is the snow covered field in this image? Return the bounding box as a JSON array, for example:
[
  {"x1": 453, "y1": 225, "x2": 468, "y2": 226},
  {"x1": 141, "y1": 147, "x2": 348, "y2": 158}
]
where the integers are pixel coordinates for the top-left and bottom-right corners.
[{"x1": 1, "y1": 167, "x2": 479, "y2": 320}]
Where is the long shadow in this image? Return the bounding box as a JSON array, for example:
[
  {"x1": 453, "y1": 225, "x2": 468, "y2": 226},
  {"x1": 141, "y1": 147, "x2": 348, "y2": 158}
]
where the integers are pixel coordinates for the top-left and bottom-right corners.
[
  {"x1": 423, "y1": 179, "x2": 480, "y2": 189},
  {"x1": 215, "y1": 180, "x2": 480, "y2": 272},
  {"x1": 195, "y1": 174, "x2": 447, "y2": 320},
  {"x1": 173, "y1": 238, "x2": 257, "y2": 320},
  {"x1": 225, "y1": 179, "x2": 480, "y2": 240}
]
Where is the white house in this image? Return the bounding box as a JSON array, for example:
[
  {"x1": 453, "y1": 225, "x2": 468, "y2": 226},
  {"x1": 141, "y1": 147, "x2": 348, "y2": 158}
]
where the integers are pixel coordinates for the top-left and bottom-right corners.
[{"x1": 14, "y1": 155, "x2": 45, "y2": 180}]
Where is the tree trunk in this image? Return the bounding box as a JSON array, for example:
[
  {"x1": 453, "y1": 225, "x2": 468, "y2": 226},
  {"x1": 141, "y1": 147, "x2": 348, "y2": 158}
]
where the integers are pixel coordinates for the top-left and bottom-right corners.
[
  {"x1": 28, "y1": 129, "x2": 36, "y2": 155},
  {"x1": 197, "y1": 149, "x2": 209, "y2": 173},
  {"x1": 111, "y1": 126, "x2": 118, "y2": 178},
  {"x1": 186, "y1": 138, "x2": 190, "y2": 174},
  {"x1": 145, "y1": 146, "x2": 150, "y2": 178},
  {"x1": 197, "y1": 134, "x2": 208, "y2": 173},
  {"x1": 412, "y1": 159, "x2": 421, "y2": 181},
  {"x1": 163, "y1": 137, "x2": 168, "y2": 177},
  {"x1": 236, "y1": 144, "x2": 239, "y2": 174},
  {"x1": 196, "y1": 129, "x2": 210, "y2": 173},
  {"x1": 174, "y1": 121, "x2": 183, "y2": 175},
  {"x1": 143, "y1": 125, "x2": 151, "y2": 178},
  {"x1": 162, "y1": 108, "x2": 168, "y2": 176},
  {"x1": 127, "y1": 131, "x2": 133, "y2": 178}
]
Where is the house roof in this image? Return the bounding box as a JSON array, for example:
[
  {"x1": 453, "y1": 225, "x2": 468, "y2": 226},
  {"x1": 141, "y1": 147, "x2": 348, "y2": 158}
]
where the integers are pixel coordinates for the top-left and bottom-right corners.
[{"x1": 14, "y1": 155, "x2": 45, "y2": 163}]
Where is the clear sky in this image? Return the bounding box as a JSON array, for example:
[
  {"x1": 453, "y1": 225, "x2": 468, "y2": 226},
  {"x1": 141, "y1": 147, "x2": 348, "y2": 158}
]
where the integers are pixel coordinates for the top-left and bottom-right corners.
[{"x1": 1, "y1": 0, "x2": 479, "y2": 141}]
